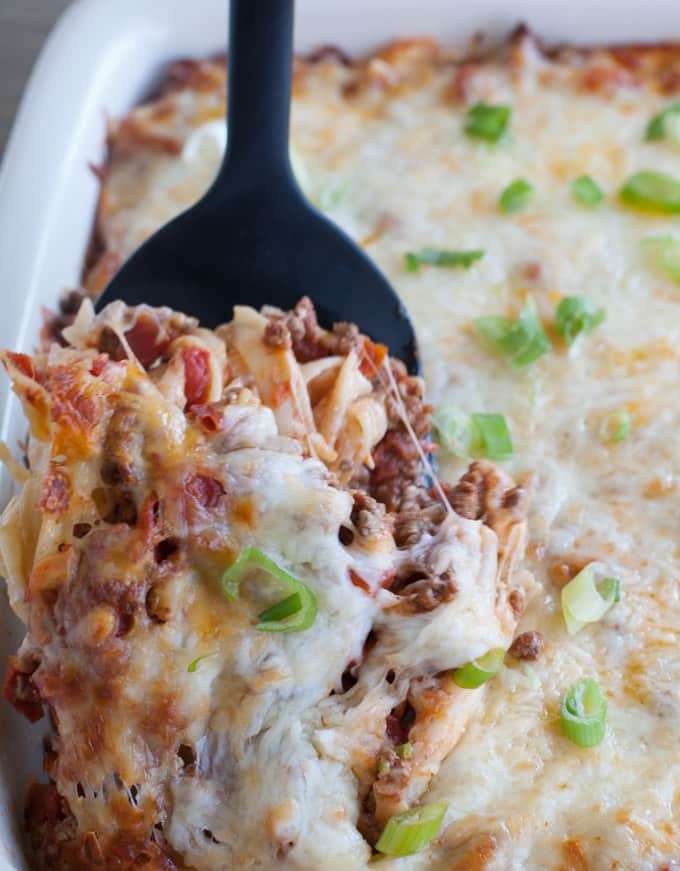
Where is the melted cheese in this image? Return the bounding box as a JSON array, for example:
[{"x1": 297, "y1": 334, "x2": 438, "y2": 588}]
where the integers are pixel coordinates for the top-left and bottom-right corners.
[
  {"x1": 2, "y1": 300, "x2": 532, "y2": 869},
  {"x1": 34, "y1": 35, "x2": 680, "y2": 870}
]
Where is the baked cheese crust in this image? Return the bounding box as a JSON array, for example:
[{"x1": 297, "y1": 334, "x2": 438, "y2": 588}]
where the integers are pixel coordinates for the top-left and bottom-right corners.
[
  {"x1": 2, "y1": 299, "x2": 530, "y2": 869},
  {"x1": 16, "y1": 27, "x2": 680, "y2": 871}
]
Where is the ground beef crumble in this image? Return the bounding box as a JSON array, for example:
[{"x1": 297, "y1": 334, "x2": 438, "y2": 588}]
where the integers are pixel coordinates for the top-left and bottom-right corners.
[{"x1": 508, "y1": 630, "x2": 545, "y2": 661}]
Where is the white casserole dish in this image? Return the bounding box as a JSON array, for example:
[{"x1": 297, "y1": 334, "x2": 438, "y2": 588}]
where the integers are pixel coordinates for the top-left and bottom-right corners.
[{"x1": 0, "y1": 0, "x2": 678, "y2": 866}]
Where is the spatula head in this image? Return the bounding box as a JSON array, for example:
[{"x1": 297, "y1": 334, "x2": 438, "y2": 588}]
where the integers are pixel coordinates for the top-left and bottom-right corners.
[{"x1": 97, "y1": 184, "x2": 419, "y2": 373}]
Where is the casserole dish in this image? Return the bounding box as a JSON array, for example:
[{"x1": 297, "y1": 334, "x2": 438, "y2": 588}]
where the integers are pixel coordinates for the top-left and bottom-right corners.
[{"x1": 0, "y1": 0, "x2": 679, "y2": 868}]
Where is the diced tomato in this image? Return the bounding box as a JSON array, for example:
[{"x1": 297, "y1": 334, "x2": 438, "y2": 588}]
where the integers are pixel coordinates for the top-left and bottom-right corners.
[
  {"x1": 359, "y1": 338, "x2": 388, "y2": 376},
  {"x1": 182, "y1": 347, "x2": 211, "y2": 409},
  {"x1": 185, "y1": 474, "x2": 225, "y2": 509},
  {"x1": 349, "y1": 569, "x2": 371, "y2": 594},
  {"x1": 124, "y1": 312, "x2": 166, "y2": 368}
]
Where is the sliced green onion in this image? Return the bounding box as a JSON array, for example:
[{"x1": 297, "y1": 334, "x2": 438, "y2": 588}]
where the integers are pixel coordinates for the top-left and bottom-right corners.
[
  {"x1": 431, "y1": 405, "x2": 476, "y2": 458},
  {"x1": 187, "y1": 653, "x2": 215, "y2": 673},
  {"x1": 642, "y1": 235, "x2": 680, "y2": 286},
  {"x1": 554, "y1": 296, "x2": 606, "y2": 345},
  {"x1": 600, "y1": 409, "x2": 631, "y2": 443},
  {"x1": 257, "y1": 592, "x2": 301, "y2": 624},
  {"x1": 571, "y1": 175, "x2": 604, "y2": 206},
  {"x1": 220, "y1": 549, "x2": 251, "y2": 601},
  {"x1": 499, "y1": 178, "x2": 533, "y2": 213},
  {"x1": 560, "y1": 677, "x2": 607, "y2": 747},
  {"x1": 474, "y1": 297, "x2": 551, "y2": 367},
  {"x1": 396, "y1": 742, "x2": 413, "y2": 760},
  {"x1": 220, "y1": 547, "x2": 317, "y2": 633},
  {"x1": 405, "y1": 248, "x2": 485, "y2": 273},
  {"x1": 433, "y1": 406, "x2": 513, "y2": 461},
  {"x1": 561, "y1": 562, "x2": 621, "y2": 635},
  {"x1": 375, "y1": 802, "x2": 448, "y2": 856},
  {"x1": 619, "y1": 170, "x2": 680, "y2": 214},
  {"x1": 470, "y1": 414, "x2": 513, "y2": 460},
  {"x1": 646, "y1": 102, "x2": 680, "y2": 142},
  {"x1": 599, "y1": 576, "x2": 621, "y2": 603},
  {"x1": 452, "y1": 648, "x2": 505, "y2": 689},
  {"x1": 463, "y1": 102, "x2": 510, "y2": 142}
]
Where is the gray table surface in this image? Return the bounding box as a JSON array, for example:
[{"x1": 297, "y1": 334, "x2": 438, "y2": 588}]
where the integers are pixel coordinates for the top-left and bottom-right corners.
[{"x1": 0, "y1": 0, "x2": 72, "y2": 156}]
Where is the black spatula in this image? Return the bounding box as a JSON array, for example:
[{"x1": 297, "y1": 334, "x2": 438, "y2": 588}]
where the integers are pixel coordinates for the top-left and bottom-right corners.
[{"x1": 97, "y1": 0, "x2": 419, "y2": 372}]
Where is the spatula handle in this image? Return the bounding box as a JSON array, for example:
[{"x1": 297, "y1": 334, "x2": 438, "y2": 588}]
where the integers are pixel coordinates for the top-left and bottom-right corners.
[{"x1": 221, "y1": 0, "x2": 295, "y2": 185}]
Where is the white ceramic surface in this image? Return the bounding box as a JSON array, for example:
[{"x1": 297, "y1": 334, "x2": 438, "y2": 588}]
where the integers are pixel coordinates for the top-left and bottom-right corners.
[{"x1": 0, "y1": 0, "x2": 678, "y2": 865}]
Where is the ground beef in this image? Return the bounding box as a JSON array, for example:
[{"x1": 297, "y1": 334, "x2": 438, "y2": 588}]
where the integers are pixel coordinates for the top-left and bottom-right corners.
[
  {"x1": 508, "y1": 630, "x2": 545, "y2": 661},
  {"x1": 96, "y1": 326, "x2": 127, "y2": 361},
  {"x1": 263, "y1": 317, "x2": 292, "y2": 350},
  {"x1": 390, "y1": 568, "x2": 457, "y2": 612},
  {"x1": 282, "y1": 298, "x2": 365, "y2": 361},
  {"x1": 283, "y1": 296, "x2": 327, "y2": 362},
  {"x1": 330, "y1": 321, "x2": 362, "y2": 356},
  {"x1": 445, "y1": 460, "x2": 528, "y2": 525},
  {"x1": 101, "y1": 407, "x2": 144, "y2": 486},
  {"x1": 393, "y1": 496, "x2": 447, "y2": 548},
  {"x1": 368, "y1": 360, "x2": 433, "y2": 512},
  {"x1": 445, "y1": 463, "x2": 488, "y2": 520},
  {"x1": 350, "y1": 491, "x2": 386, "y2": 539},
  {"x1": 382, "y1": 359, "x2": 431, "y2": 438}
]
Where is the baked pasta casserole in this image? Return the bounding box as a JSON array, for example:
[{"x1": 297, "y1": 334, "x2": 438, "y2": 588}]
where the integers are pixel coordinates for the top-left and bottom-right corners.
[{"x1": 2, "y1": 25, "x2": 680, "y2": 871}]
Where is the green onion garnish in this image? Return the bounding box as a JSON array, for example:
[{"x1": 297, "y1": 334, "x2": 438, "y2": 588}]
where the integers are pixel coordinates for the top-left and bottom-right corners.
[
  {"x1": 600, "y1": 409, "x2": 631, "y2": 443},
  {"x1": 221, "y1": 547, "x2": 317, "y2": 633},
  {"x1": 471, "y1": 414, "x2": 513, "y2": 460},
  {"x1": 561, "y1": 562, "x2": 621, "y2": 635},
  {"x1": 560, "y1": 678, "x2": 607, "y2": 747},
  {"x1": 405, "y1": 248, "x2": 485, "y2": 273},
  {"x1": 375, "y1": 802, "x2": 448, "y2": 856},
  {"x1": 431, "y1": 405, "x2": 476, "y2": 458},
  {"x1": 599, "y1": 576, "x2": 621, "y2": 603},
  {"x1": 396, "y1": 742, "x2": 413, "y2": 759},
  {"x1": 257, "y1": 592, "x2": 301, "y2": 624},
  {"x1": 452, "y1": 648, "x2": 505, "y2": 689},
  {"x1": 554, "y1": 296, "x2": 606, "y2": 345},
  {"x1": 463, "y1": 102, "x2": 511, "y2": 142},
  {"x1": 187, "y1": 653, "x2": 215, "y2": 673},
  {"x1": 433, "y1": 406, "x2": 513, "y2": 461},
  {"x1": 571, "y1": 175, "x2": 604, "y2": 206},
  {"x1": 474, "y1": 297, "x2": 551, "y2": 366},
  {"x1": 646, "y1": 102, "x2": 680, "y2": 142},
  {"x1": 499, "y1": 178, "x2": 533, "y2": 213},
  {"x1": 619, "y1": 170, "x2": 680, "y2": 214},
  {"x1": 642, "y1": 235, "x2": 680, "y2": 286}
]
